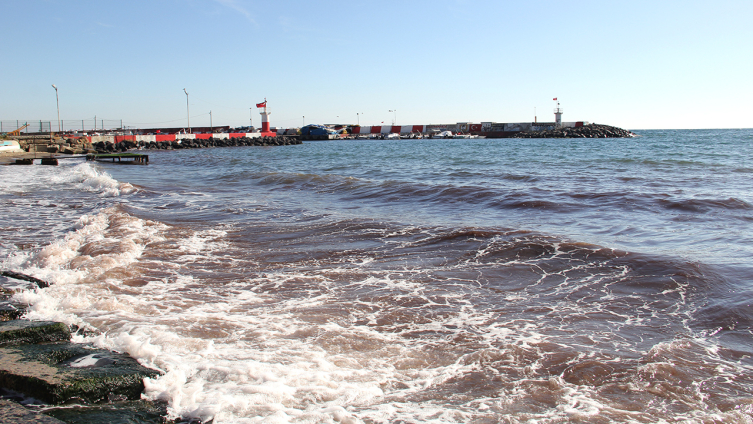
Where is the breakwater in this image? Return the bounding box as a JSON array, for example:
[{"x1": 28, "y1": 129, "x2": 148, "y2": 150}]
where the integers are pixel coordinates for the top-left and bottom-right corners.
[
  {"x1": 6, "y1": 133, "x2": 301, "y2": 156},
  {"x1": 514, "y1": 123, "x2": 635, "y2": 138},
  {"x1": 94, "y1": 135, "x2": 301, "y2": 153}
]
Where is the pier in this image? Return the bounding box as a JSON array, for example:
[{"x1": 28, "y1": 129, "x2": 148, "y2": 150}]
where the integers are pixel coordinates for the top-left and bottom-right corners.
[{"x1": 86, "y1": 153, "x2": 149, "y2": 164}]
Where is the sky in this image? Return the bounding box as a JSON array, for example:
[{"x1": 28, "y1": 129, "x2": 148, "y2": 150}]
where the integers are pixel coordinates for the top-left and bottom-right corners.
[{"x1": 2, "y1": 0, "x2": 752, "y2": 130}]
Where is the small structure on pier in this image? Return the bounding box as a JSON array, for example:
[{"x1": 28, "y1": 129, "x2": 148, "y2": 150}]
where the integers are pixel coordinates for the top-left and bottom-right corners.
[
  {"x1": 554, "y1": 98, "x2": 563, "y2": 128},
  {"x1": 257, "y1": 99, "x2": 276, "y2": 137}
]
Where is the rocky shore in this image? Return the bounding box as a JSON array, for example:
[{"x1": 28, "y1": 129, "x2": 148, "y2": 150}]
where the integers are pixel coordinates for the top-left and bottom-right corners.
[
  {"x1": 0, "y1": 272, "x2": 170, "y2": 424},
  {"x1": 514, "y1": 123, "x2": 635, "y2": 138}
]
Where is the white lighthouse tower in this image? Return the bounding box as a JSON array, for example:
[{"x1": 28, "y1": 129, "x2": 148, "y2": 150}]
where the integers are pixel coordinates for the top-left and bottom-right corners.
[
  {"x1": 553, "y1": 98, "x2": 563, "y2": 128},
  {"x1": 257, "y1": 98, "x2": 275, "y2": 136}
]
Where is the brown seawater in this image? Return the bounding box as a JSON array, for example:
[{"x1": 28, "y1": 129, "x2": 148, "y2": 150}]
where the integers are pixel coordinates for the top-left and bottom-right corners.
[{"x1": 1, "y1": 129, "x2": 752, "y2": 423}]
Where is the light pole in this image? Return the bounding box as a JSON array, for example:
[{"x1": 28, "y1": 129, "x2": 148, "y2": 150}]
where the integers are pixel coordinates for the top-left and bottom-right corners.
[
  {"x1": 357, "y1": 112, "x2": 362, "y2": 125},
  {"x1": 302, "y1": 116, "x2": 305, "y2": 126},
  {"x1": 209, "y1": 110, "x2": 213, "y2": 133},
  {"x1": 51, "y1": 84, "x2": 60, "y2": 134},
  {"x1": 183, "y1": 88, "x2": 191, "y2": 133},
  {"x1": 389, "y1": 109, "x2": 397, "y2": 126}
]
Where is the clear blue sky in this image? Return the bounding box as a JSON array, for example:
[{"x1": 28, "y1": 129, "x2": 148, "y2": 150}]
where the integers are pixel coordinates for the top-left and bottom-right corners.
[{"x1": 3, "y1": 0, "x2": 751, "y2": 130}]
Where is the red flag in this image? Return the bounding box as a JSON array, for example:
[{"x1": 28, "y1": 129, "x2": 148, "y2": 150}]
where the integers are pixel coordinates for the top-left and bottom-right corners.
[
  {"x1": 553, "y1": 97, "x2": 557, "y2": 101},
  {"x1": 256, "y1": 101, "x2": 266, "y2": 108}
]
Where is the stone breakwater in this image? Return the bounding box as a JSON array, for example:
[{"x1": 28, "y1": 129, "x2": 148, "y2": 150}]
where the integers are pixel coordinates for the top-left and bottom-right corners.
[
  {"x1": 3, "y1": 134, "x2": 302, "y2": 157},
  {"x1": 94, "y1": 135, "x2": 302, "y2": 153},
  {"x1": 514, "y1": 123, "x2": 635, "y2": 138}
]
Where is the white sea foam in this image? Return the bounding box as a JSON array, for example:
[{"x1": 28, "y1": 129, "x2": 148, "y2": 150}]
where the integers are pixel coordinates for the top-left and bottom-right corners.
[
  {"x1": 11, "y1": 206, "x2": 166, "y2": 327},
  {"x1": 0, "y1": 161, "x2": 132, "y2": 197},
  {"x1": 4, "y1": 201, "x2": 743, "y2": 423},
  {"x1": 71, "y1": 162, "x2": 136, "y2": 197},
  {"x1": 68, "y1": 353, "x2": 104, "y2": 368}
]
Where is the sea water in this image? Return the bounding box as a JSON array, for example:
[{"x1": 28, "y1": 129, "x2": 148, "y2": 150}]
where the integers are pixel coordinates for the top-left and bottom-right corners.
[{"x1": 1, "y1": 129, "x2": 752, "y2": 423}]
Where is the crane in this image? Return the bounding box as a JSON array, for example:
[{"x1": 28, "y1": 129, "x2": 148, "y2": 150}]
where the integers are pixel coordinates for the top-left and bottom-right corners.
[{"x1": 4, "y1": 123, "x2": 29, "y2": 136}]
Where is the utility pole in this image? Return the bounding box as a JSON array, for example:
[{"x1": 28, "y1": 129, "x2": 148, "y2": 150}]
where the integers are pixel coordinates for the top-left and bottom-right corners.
[
  {"x1": 51, "y1": 84, "x2": 60, "y2": 134},
  {"x1": 184, "y1": 88, "x2": 191, "y2": 133}
]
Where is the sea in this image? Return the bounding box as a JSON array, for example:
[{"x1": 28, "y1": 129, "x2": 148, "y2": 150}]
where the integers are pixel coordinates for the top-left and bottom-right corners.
[{"x1": 1, "y1": 129, "x2": 753, "y2": 423}]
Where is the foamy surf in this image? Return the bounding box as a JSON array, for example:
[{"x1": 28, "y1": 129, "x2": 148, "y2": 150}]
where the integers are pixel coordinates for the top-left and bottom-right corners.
[
  {"x1": 8, "y1": 205, "x2": 752, "y2": 423},
  {"x1": 2, "y1": 131, "x2": 752, "y2": 423},
  {"x1": 72, "y1": 162, "x2": 137, "y2": 197}
]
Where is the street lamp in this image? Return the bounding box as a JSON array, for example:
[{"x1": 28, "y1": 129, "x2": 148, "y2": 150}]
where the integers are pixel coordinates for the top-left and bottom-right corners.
[
  {"x1": 389, "y1": 109, "x2": 397, "y2": 126},
  {"x1": 357, "y1": 112, "x2": 362, "y2": 125},
  {"x1": 51, "y1": 84, "x2": 60, "y2": 134},
  {"x1": 183, "y1": 88, "x2": 191, "y2": 134}
]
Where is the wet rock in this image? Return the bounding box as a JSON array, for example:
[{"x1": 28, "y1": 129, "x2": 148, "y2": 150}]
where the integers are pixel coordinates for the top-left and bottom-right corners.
[
  {"x1": 0, "y1": 269, "x2": 48, "y2": 321},
  {"x1": 42, "y1": 400, "x2": 168, "y2": 424},
  {"x1": 0, "y1": 293, "x2": 24, "y2": 322},
  {"x1": 0, "y1": 320, "x2": 71, "y2": 346},
  {"x1": 1, "y1": 270, "x2": 50, "y2": 289},
  {"x1": 0, "y1": 399, "x2": 66, "y2": 424},
  {"x1": 0, "y1": 319, "x2": 167, "y2": 422},
  {"x1": 0, "y1": 341, "x2": 160, "y2": 405}
]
